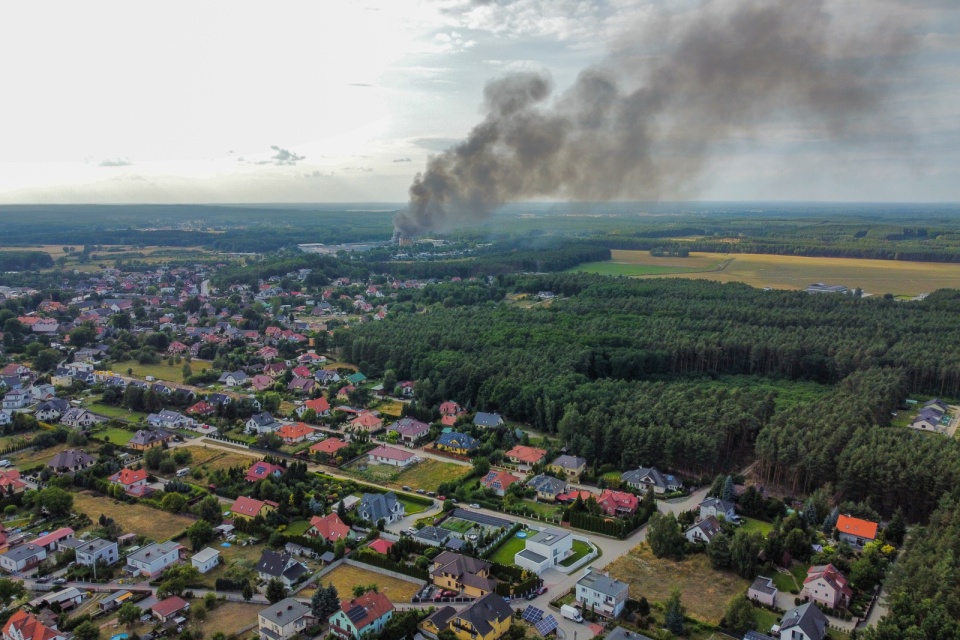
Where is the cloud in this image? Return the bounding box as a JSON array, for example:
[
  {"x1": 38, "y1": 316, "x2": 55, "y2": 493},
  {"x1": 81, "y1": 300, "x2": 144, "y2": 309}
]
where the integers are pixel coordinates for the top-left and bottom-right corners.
[
  {"x1": 412, "y1": 137, "x2": 462, "y2": 151},
  {"x1": 99, "y1": 158, "x2": 133, "y2": 167},
  {"x1": 303, "y1": 170, "x2": 334, "y2": 178},
  {"x1": 342, "y1": 166, "x2": 374, "y2": 173},
  {"x1": 349, "y1": 83, "x2": 375, "y2": 87},
  {"x1": 393, "y1": 157, "x2": 413, "y2": 162},
  {"x1": 270, "y1": 145, "x2": 305, "y2": 165}
]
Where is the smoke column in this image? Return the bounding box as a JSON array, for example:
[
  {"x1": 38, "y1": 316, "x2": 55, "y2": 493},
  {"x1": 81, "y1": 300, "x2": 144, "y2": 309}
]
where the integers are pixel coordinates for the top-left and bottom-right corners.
[{"x1": 393, "y1": 0, "x2": 913, "y2": 237}]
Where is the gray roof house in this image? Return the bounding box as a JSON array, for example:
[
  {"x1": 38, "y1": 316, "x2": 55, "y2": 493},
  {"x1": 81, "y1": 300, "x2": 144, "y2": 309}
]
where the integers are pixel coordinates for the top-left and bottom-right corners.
[
  {"x1": 526, "y1": 474, "x2": 567, "y2": 500},
  {"x1": 246, "y1": 412, "x2": 281, "y2": 434},
  {"x1": 47, "y1": 449, "x2": 95, "y2": 474},
  {"x1": 699, "y1": 497, "x2": 737, "y2": 521},
  {"x1": 605, "y1": 628, "x2": 654, "y2": 640},
  {"x1": 357, "y1": 492, "x2": 405, "y2": 525},
  {"x1": 473, "y1": 412, "x2": 504, "y2": 428},
  {"x1": 256, "y1": 550, "x2": 309, "y2": 587},
  {"x1": 575, "y1": 567, "x2": 629, "y2": 618},
  {"x1": 414, "y1": 526, "x2": 449, "y2": 547},
  {"x1": 621, "y1": 466, "x2": 683, "y2": 494},
  {"x1": 779, "y1": 603, "x2": 828, "y2": 640}
]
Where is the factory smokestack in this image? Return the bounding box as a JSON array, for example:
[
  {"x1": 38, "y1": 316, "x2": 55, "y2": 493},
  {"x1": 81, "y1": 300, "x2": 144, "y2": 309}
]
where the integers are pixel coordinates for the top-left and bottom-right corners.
[{"x1": 393, "y1": 0, "x2": 913, "y2": 237}]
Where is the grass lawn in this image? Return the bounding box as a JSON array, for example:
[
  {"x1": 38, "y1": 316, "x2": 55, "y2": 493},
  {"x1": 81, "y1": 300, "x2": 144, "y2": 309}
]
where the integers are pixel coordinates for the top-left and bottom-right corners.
[
  {"x1": 195, "y1": 601, "x2": 262, "y2": 638},
  {"x1": 321, "y1": 563, "x2": 421, "y2": 603},
  {"x1": 72, "y1": 491, "x2": 194, "y2": 542},
  {"x1": 341, "y1": 458, "x2": 470, "y2": 493},
  {"x1": 440, "y1": 518, "x2": 474, "y2": 534},
  {"x1": 110, "y1": 360, "x2": 202, "y2": 383},
  {"x1": 606, "y1": 542, "x2": 750, "y2": 624},
  {"x1": 789, "y1": 562, "x2": 810, "y2": 585},
  {"x1": 396, "y1": 496, "x2": 430, "y2": 515},
  {"x1": 739, "y1": 518, "x2": 774, "y2": 536},
  {"x1": 772, "y1": 571, "x2": 799, "y2": 593},
  {"x1": 0, "y1": 434, "x2": 34, "y2": 450},
  {"x1": 376, "y1": 400, "x2": 404, "y2": 418},
  {"x1": 754, "y1": 606, "x2": 781, "y2": 634},
  {"x1": 559, "y1": 539, "x2": 593, "y2": 567},
  {"x1": 84, "y1": 402, "x2": 148, "y2": 422},
  {"x1": 489, "y1": 533, "x2": 528, "y2": 566},
  {"x1": 286, "y1": 520, "x2": 311, "y2": 536},
  {"x1": 94, "y1": 427, "x2": 135, "y2": 446},
  {"x1": 511, "y1": 500, "x2": 564, "y2": 520}
]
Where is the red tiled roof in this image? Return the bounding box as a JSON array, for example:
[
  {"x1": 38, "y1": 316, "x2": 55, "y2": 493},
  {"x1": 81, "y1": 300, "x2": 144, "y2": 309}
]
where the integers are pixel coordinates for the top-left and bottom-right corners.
[
  {"x1": 367, "y1": 538, "x2": 393, "y2": 554},
  {"x1": 351, "y1": 413, "x2": 382, "y2": 429},
  {"x1": 505, "y1": 445, "x2": 546, "y2": 465},
  {"x1": 311, "y1": 439, "x2": 349, "y2": 454},
  {"x1": 111, "y1": 468, "x2": 148, "y2": 486},
  {"x1": 368, "y1": 445, "x2": 416, "y2": 462},
  {"x1": 337, "y1": 591, "x2": 394, "y2": 630},
  {"x1": 277, "y1": 423, "x2": 314, "y2": 440},
  {"x1": 32, "y1": 527, "x2": 74, "y2": 548},
  {"x1": 309, "y1": 513, "x2": 350, "y2": 542},
  {"x1": 152, "y1": 596, "x2": 189, "y2": 618},
  {"x1": 598, "y1": 489, "x2": 639, "y2": 514},
  {"x1": 837, "y1": 514, "x2": 878, "y2": 540},
  {"x1": 231, "y1": 496, "x2": 269, "y2": 517},
  {"x1": 2, "y1": 611, "x2": 61, "y2": 640},
  {"x1": 304, "y1": 397, "x2": 331, "y2": 413}
]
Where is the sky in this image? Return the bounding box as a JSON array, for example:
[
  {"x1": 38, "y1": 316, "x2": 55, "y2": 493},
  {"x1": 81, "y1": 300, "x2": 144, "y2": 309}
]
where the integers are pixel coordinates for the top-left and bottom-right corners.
[{"x1": 0, "y1": 0, "x2": 957, "y2": 205}]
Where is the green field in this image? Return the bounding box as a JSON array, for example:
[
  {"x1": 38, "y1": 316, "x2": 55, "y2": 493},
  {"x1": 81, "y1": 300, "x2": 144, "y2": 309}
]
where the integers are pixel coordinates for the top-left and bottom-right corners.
[
  {"x1": 95, "y1": 427, "x2": 135, "y2": 446},
  {"x1": 572, "y1": 250, "x2": 960, "y2": 296},
  {"x1": 340, "y1": 458, "x2": 471, "y2": 493},
  {"x1": 110, "y1": 359, "x2": 213, "y2": 383},
  {"x1": 396, "y1": 496, "x2": 430, "y2": 515},
  {"x1": 440, "y1": 518, "x2": 474, "y2": 534},
  {"x1": 285, "y1": 520, "x2": 311, "y2": 536},
  {"x1": 84, "y1": 402, "x2": 148, "y2": 422},
  {"x1": 489, "y1": 533, "x2": 529, "y2": 566}
]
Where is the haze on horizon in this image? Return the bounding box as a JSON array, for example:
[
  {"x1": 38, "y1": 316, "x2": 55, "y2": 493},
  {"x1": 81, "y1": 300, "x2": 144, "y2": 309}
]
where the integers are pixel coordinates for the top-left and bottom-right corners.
[{"x1": 0, "y1": 0, "x2": 957, "y2": 206}]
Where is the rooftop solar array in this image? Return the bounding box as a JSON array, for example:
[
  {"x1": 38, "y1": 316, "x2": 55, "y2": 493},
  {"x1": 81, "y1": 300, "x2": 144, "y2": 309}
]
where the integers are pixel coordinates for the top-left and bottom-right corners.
[
  {"x1": 346, "y1": 605, "x2": 366, "y2": 624},
  {"x1": 451, "y1": 508, "x2": 512, "y2": 528},
  {"x1": 535, "y1": 614, "x2": 559, "y2": 636},
  {"x1": 522, "y1": 606, "x2": 544, "y2": 623}
]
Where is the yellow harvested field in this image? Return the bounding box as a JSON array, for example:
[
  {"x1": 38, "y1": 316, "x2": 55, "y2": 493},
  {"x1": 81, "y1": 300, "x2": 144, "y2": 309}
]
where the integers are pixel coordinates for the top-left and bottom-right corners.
[
  {"x1": 319, "y1": 563, "x2": 422, "y2": 603},
  {"x1": 72, "y1": 491, "x2": 194, "y2": 542},
  {"x1": 606, "y1": 543, "x2": 749, "y2": 624},
  {"x1": 604, "y1": 250, "x2": 960, "y2": 296},
  {"x1": 196, "y1": 601, "x2": 262, "y2": 637}
]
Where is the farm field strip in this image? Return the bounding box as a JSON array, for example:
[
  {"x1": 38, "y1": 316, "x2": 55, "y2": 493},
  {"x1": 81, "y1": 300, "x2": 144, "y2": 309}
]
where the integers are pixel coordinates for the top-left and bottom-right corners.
[{"x1": 71, "y1": 491, "x2": 193, "y2": 542}]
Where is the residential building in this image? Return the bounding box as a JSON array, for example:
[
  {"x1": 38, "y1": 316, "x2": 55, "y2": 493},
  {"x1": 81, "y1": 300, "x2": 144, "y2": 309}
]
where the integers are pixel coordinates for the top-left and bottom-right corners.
[
  {"x1": 256, "y1": 550, "x2": 309, "y2": 587},
  {"x1": 0, "y1": 543, "x2": 46, "y2": 573},
  {"x1": 47, "y1": 449, "x2": 94, "y2": 474},
  {"x1": 435, "y1": 431, "x2": 479, "y2": 455},
  {"x1": 620, "y1": 466, "x2": 683, "y2": 495},
  {"x1": 191, "y1": 547, "x2": 220, "y2": 574},
  {"x1": 258, "y1": 598, "x2": 313, "y2": 640},
  {"x1": 276, "y1": 422, "x2": 314, "y2": 444},
  {"x1": 597, "y1": 489, "x2": 639, "y2": 516},
  {"x1": 245, "y1": 461, "x2": 285, "y2": 483},
  {"x1": 151, "y1": 596, "x2": 190, "y2": 622},
  {"x1": 307, "y1": 513, "x2": 353, "y2": 543},
  {"x1": 504, "y1": 445, "x2": 547, "y2": 469},
  {"x1": 419, "y1": 593, "x2": 512, "y2": 640},
  {"x1": 328, "y1": 590, "x2": 394, "y2": 640},
  {"x1": 389, "y1": 417, "x2": 430, "y2": 444},
  {"x1": 218, "y1": 371, "x2": 248, "y2": 387},
  {"x1": 357, "y1": 492, "x2": 405, "y2": 525},
  {"x1": 296, "y1": 396, "x2": 331, "y2": 418},
  {"x1": 98, "y1": 590, "x2": 133, "y2": 612},
  {"x1": 515, "y1": 528, "x2": 573, "y2": 575},
  {"x1": 778, "y1": 603, "x2": 828, "y2": 640},
  {"x1": 75, "y1": 538, "x2": 119, "y2": 567},
  {"x1": 109, "y1": 468, "x2": 149, "y2": 495},
  {"x1": 415, "y1": 526, "x2": 449, "y2": 547},
  {"x1": 35, "y1": 398, "x2": 70, "y2": 422},
  {"x1": 802, "y1": 564, "x2": 852, "y2": 609},
  {"x1": 1, "y1": 611, "x2": 67, "y2": 640},
  {"x1": 526, "y1": 474, "x2": 567, "y2": 501},
  {"x1": 0, "y1": 469, "x2": 26, "y2": 494},
  {"x1": 439, "y1": 401, "x2": 463, "y2": 416},
  {"x1": 685, "y1": 516, "x2": 722, "y2": 545},
  {"x1": 699, "y1": 497, "x2": 737, "y2": 521},
  {"x1": 310, "y1": 438, "x2": 349, "y2": 457},
  {"x1": 481, "y1": 470, "x2": 520, "y2": 497},
  {"x1": 431, "y1": 551, "x2": 496, "y2": 597},
  {"x1": 2, "y1": 389, "x2": 31, "y2": 410},
  {"x1": 247, "y1": 412, "x2": 281, "y2": 434},
  {"x1": 126, "y1": 541, "x2": 182, "y2": 577},
  {"x1": 367, "y1": 445, "x2": 419, "y2": 468},
  {"x1": 60, "y1": 408, "x2": 104, "y2": 429},
  {"x1": 473, "y1": 412, "x2": 504, "y2": 428},
  {"x1": 548, "y1": 455, "x2": 587, "y2": 481},
  {"x1": 748, "y1": 576, "x2": 778, "y2": 607},
  {"x1": 231, "y1": 496, "x2": 279, "y2": 519},
  {"x1": 604, "y1": 628, "x2": 654, "y2": 640},
  {"x1": 836, "y1": 514, "x2": 878, "y2": 550},
  {"x1": 32, "y1": 527, "x2": 74, "y2": 552},
  {"x1": 576, "y1": 567, "x2": 629, "y2": 618},
  {"x1": 127, "y1": 429, "x2": 175, "y2": 451},
  {"x1": 349, "y1": 412, "x2": 383, "y2": 435}
]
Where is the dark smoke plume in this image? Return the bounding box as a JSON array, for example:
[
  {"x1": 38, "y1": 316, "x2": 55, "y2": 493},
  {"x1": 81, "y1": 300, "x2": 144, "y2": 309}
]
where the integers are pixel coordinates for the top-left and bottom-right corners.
[{"x1": 393, "y1": 0, "x2": 913, "y2": 237}]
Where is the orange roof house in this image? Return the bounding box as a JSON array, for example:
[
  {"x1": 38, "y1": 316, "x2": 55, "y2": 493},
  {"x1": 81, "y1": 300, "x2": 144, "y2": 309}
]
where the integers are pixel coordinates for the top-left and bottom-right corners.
[
  {"x1": 109, "y1": 468, "x2": 148, "y2": 490},
  {"x1": 230, "y1": 496, "x2": 278, "y2": 519},
  {"x1": 276, "y1": 422, "x2": 314, "y2": 444},
  {"x1": 2, "y1": 611, "x2": 66, "y2": 640},
  {"x1": 504, "y1": 445, "x2": 547, "y2": 467},
  {"x1": 0, "y1": 469, "x2": 27, "y2": 494},
  {"x1": 310, "y1": 439, "x2": 349, "y2": 456},
  {"x1": 836, "y1": 514, "x2": 879, "y2": 548},
  {"x1": 350, "y1": 412, "x2": 383, "y2": 433},
  {"x1": 307, "y1": 513, "x2": 352, "y2": 543}
]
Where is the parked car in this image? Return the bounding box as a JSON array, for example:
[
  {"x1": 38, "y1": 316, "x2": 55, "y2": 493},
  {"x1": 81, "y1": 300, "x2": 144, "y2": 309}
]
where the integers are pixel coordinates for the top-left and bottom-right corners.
[
  {"x1": 52, "y1": 578, "x2": 66, "y2": 586},
  {"x1": 402, "y1": 485, "x2": 412, "y2": 491},
  {"x1": 416, "y1": 489, "x2": 426, "y2": 494},
  {"x1": 469, "y1": 503, "x2": 480, "y2": 509},
  {"x1": 526, "y1": 592, "x2": 538, "y2": 600},
  {"x1": 441, "y1": 590, "x2": 458, "y2": 597},
  {"x1": 537, "y1": 586, "x2": 548, "y2": 595},
  {"x1": 437, "y1": 495, "x2": 446, "y2": 501}
]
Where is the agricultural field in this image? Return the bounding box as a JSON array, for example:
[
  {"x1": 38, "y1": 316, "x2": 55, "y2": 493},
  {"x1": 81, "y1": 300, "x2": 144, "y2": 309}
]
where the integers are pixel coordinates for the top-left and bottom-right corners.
[
  {"x1": 606, "y1": 543, "x2": 749, "y2": 624},
  {"x1": 72, "y1": 491, "x2": 194, "y2": 542},
  {"x1": 572, "y1": 250, "x2": 960, "y2": 296},
  {"x1": 341, "y1": 458, "x2": 470, "y2": 493},
  {"x1": 319, "y1": 563, "x2": 421, "y2": 603},
  {"x1": 183, "y1": 443, "x2": 257, "y2": 474}
]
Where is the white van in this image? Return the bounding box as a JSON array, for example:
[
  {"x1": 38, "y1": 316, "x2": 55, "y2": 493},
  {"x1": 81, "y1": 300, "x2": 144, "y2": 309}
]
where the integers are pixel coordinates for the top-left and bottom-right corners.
[
  {"x1": 560, "y1": 605, "x2": 583, "y2": 623},
  {"x1": 0, "y1": 460, "x2": 10, "y2": 468},
  {"x1": 176, "y1": 468, "x2": 190, "y2": 478}
]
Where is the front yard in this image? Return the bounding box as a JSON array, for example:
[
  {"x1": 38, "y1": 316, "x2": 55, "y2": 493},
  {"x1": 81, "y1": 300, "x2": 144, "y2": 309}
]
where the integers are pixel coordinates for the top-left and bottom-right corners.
[{"x1": 559, "y1": 539, "x2": 594, "y2": 567}]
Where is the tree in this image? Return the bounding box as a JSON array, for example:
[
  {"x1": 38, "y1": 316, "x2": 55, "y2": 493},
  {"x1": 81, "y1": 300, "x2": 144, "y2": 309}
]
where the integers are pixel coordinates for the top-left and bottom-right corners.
[
  {"x1": 73, "y1": 621, "x2": 101, "y2": 640},
  {"x1": 0, "y1": 577, "x2": 26, "y2": 602},
  {"x1": 730, "y1": 530, "x2": 763, "y2": 579},
  {"x1": 38, "y1": 487, "x2": 73, "y2": 517},
  {"x1": 647, "y1": 511, "x2": 685, "y2": 560},
  {"x1": 382, "y1": 369, "x2": 398, "y2": 394},
  {"x1": 724, "y1": 594, "x2": 757, "y2": 634},
  {"x1": 266, "y1": 578, "x2": 287, "y2": 603},
  {"x1": 161, "y1": 492, "x2": 188, "y2": 513},
  {"x1": 32, "y1": 349, "x2": 62, "y2": 372},
  {"x1": 187, "y1": 519, "x2": 215, "y2": 551},
  {"x1": 708, "y1": 474, "x2": 725, "y2": 498},
  {"x1": 472, "y1": 456, "x2": 490, "y2": 478},
  {"x1": 722, "y1": 475, "x2": 736, "y2": 502},
  {"x1": 196, "y1": 495, "x2": 223, "y2": 525},
  {"x1": 118, "y1": 602, "x2": 141, "y2": 627},
  {"x1": 885, "y1": 508, "x2": 906, "y2": 546},
  {"x1": 664, "y1": 588, "x2": 685, "y2": 635},
  {"x1": 182, "y1": 362, "x2": 193, "y2": 379},
  {"x1": 191, "y1": 602, "x2": 207, "y2": 621},
  {"x1": 111, "y1": 313, "x2": 132, "y2": 331},
  {"x1": 707, "y1": 532, "x2": 732, "y2": 570},
  {"x1": 312, "y1": 582, "x2": 340, "y2": 619},
  {"x1": 242, "y1": 581, "x2": 254, "y2": 601},
  {"x1": 144, "y1": 446, "x2": 165, "y2": 470}
]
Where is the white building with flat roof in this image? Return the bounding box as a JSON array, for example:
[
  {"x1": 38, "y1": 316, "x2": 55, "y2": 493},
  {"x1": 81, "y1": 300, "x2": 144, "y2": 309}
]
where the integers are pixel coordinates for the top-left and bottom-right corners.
[{"x1": 514, "y1": 528, "x2": 573, "y2": 575}]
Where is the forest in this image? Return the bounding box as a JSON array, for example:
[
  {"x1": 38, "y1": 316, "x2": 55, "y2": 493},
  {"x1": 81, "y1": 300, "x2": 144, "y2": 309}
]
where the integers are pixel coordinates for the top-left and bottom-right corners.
[
  {"x1": 0, "y1": 251, "x2": 53, "y2": 271},
  {"x1": 337, "y1": 274, "x2": 960, "y2": 520}
]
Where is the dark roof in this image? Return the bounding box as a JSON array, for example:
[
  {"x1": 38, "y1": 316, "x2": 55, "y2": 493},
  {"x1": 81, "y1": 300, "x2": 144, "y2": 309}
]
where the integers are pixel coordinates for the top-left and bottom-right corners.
[
  {"x1": 605, "y1": 628, "x2": 655, "y2": 640},
  {"x1": 47, "y1": 449, "x2": 94, "y2": 470},
  {"x1": 414, "y1": 526, "x2": 448, "y2": 544},
  {"x1": 128, "y1": 429, "x2": 175, "y2": 447},
  {"x1": 358, "y1": 492, "x2": 400, "y2": 523},
  {"x1": 526, "y1": 474, "x2": 566, "y2": 494},
  {"x1": 256, "y1": 550, "x2": 306, "y2": 581},
  {"x1": 621, "y1": 466, "x2": 680, "y2": 490},
  {"x1": 780, "y1": 603, "x2": 828, "y2": 640},
  {"x1": 550, "y1": 454, "x2": 587, "y2": 470},
  {"x1": 473, "y1": 412, "x2": 503, "y2": 427},
  {"x1": 750, "y1": 576, "x2": 778, "y2": 596},
  {"x1": 436, "y1": 431, "x2": 478, "y2": 450},
  {"x1": 249, "y1": 412, "x2": 278, "y2": 426},
  {"x1": 259, "y1": 598, "x2": 310, "y2": 622}
]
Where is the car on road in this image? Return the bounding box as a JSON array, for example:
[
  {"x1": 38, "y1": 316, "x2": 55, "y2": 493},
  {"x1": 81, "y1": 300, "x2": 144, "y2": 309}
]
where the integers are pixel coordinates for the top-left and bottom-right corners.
[
  {"x1": 537, "y1": 586, "x2": 548, "y2": 595},
  {"x1": 525, "y1": 592, "x2": 538, "y2": 600},
  {"x1": 52, "y1": 578, "x2": 66, "y2": 585},
  {"x1": 441, "y1": 590, "x2": 458, "y2": 597},
  {"x1": 437, "y1": 495, "x2": 446, "y2": 501},
  {"x1": 416, "y1": 489, "x2": 426, "y2": 494},
  {"x1": 35, "y1": 576, "x2": 51, "y2": 584},
  {"x1": 402, "y1": 485, "x2": 412, "y2": 491},
  {"x1": 469, "y1": 503, "x2": 480, "y2": 509}
]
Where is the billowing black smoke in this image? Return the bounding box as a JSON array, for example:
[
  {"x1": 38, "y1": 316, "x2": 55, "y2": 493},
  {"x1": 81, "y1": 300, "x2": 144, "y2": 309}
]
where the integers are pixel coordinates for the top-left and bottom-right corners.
[{"x1": 393, "y1": 0, "x2": 913, "y2": 237}]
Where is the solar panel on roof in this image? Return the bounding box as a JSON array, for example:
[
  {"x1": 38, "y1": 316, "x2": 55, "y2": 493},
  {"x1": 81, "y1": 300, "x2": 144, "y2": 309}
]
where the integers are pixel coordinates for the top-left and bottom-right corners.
[
  {"x1": 346, "y1": 605, "x2": 367, "y2": 624},
  {"x1": 535, "y1": 615, "x2": 558, "y2": 635},
  {"x1": 522, "y1": 606, "x2": 544, "y2": 623}
]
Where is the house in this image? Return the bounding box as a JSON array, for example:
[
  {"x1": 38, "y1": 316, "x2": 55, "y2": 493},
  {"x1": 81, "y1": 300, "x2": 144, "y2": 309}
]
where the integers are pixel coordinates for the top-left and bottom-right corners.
[
  {"x1": 435, "y1": 431, "x2": 479, "y2": 455},
  {"x1": 431, "y1": 551, "x2": 496, "y2": 597},
  {"x1": 346, "y1": 372, "x2": 367, "y2": 385},
  {"x1": 504, "y1": 445, "x2": 547, "y2": 469},
  {"x1": 473, "y1": 412, "x2": 504, "y2": 428},
  {"x1": 251, "y1": 374, "x2": 275, "y2": 392},
  {"x1": 548, "y1": 455, "x2": 588, "y2": 481},
  {"x1": 231, "y1": 496, "x2": 278, "y2": 519},
  {"x1": 749, "y1": 576, "x2": 778, "y2": 607},
  {"x1": 526, "y1": 474, "x2": 567, "y2": 501},
  {"x1": 1, "y1": 611, "x2": 67, "y2": 640},
  {"x1": 481, "y1": 470, "x2": 520, "y2": 497},
  {"x1": 75, "y1": 538, "x2": 119, "y2": 567},
  {"x1": 337, "y1": 385, "x2": 356, "y2": 401},
  {"x1": 247, "y1": 412, "x2": 281, "y2": 434},
  {"x1": 2, "y1": 389, "x2": 31, "y2": 410},
  {"x1": 187, "y1": 401, "x2": 216, "y2": 416},
  {"x1": 47, "y1": 449, "x2": 94, "y2": 474},
  {"x1": 32, "y1": 527, "x2": 74, "y2": 552},
  {"x1": 59, "y1": 408, "x2": 104, "y2": 429},
  {"x1": 0, "y1": 411, "x2": 10, "y2": 428},
  {"x1": 396, "y1": 380, "x2": 415, "y2": 397},
  {"x1": 296, "y1": 396, "x2": 331, "y2": 418},
  {"x1": 147, "y1": 410, "x2": 194, "y2": 429},
  {"x1": 778, "y1": 603, "x2": 828, "y2": 640},
  {"x1": 191, "y1": 547, "x2": 220, "y2": 574},
  {"x1": 685, "y1": 515, "x2": 722, "y2": 544},
  {"x1": 246, "y1": 461, "x2": 285, "y2": 482},
  {"x1": 315, "y1": 370, "x2": 341, "y2": 385},
  {"x1": 802, "y1": 564, "x2": 853, "y2": 609},
  {"x1": 0, "y1": 543, "x2": 46, "y2": 573},
  {"x1": 419, "y1": 593, "x2": 512, "y2": 640},
  {"x1": 439, "y1": 401, "x2": 463, "y2": 417},
  {"x1": 35, "y1": 398, "x2": 70, "y2": 422},
  {"x1": 276, "y1": 423, "x2": 314, "y2": 444},
  {"x1": 367, "y1": 445, "x2": 419, "y2": 468},
  {"x1": 604, "y1": 628, "x2": 654, "y2": 640},
  {"x1": 835, "y1": 514, "x2": 878, "y2": 550},
  {"x1": 306, "y1": 513, "x2": 353, "y2": 543},
  {"x1": 207, "y1": 392, "x2": 232, "y2": 407},
  {"x1": 516, "y1": 528, "x2": 573, "y2": 574},
  {"x1": 367, "y1": 538, "x2": 393, "y2": 555},
  {"x1": 127, "y1": 429, "x2": 176, "y2": 451},
  {"x1": 256, "y1": 550, "x2": 309, "y2": 587},
  {"x1": 908, "y1": 398, "x2": 950, "y2": 433},
  {"x1": 328, "y1": 590, "x2": 394, "y2": 640},
  {"x1": 310, "y1": 438, "x2": 349, "y2": 457},
  {"x1": 151, "y1": 596, "x2": 190, "y2": 622},
  {"x1": 126, "y1": 541, "x2": 182, "y2": 577},
  {"x1": 0, "y1": 470, "x2": 26, "y2": 494},
  {"x1": 389, "y1": 417, "x2": 431, "y2": 444},
  {"x1": 218, "y1": 371, "x2": 248, "y2": 387},
  {"x1": 597, "y1": 489, "x2": 639, "y2": 516},
  {"x1": 349, "y1": 412, "x2": 383, "y2": 435},
  {"x1": 699, "y1": 497, "x2": 737, "y2": 521},
  {"x1": 414, "y1": 526, "x2": 449, "y2": 547},
  {"x1": 258, "y1": 598, "x2": 313, "y2": 640},
  {"x1": 576, "y1": 567, "x2": 629, "y2": 618},
  {"x1": 621, "y1": 466, "x2": 683, "y2": 495},
  {"x1": 287, "y1": 377, "x2": 316, "y2": 395},
  {"x1": 357, "y1": 492, "x2": 405, "y2": 525},
  {"x1": 29, "y1": 384, "x2": 56, "y2": 402}
]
